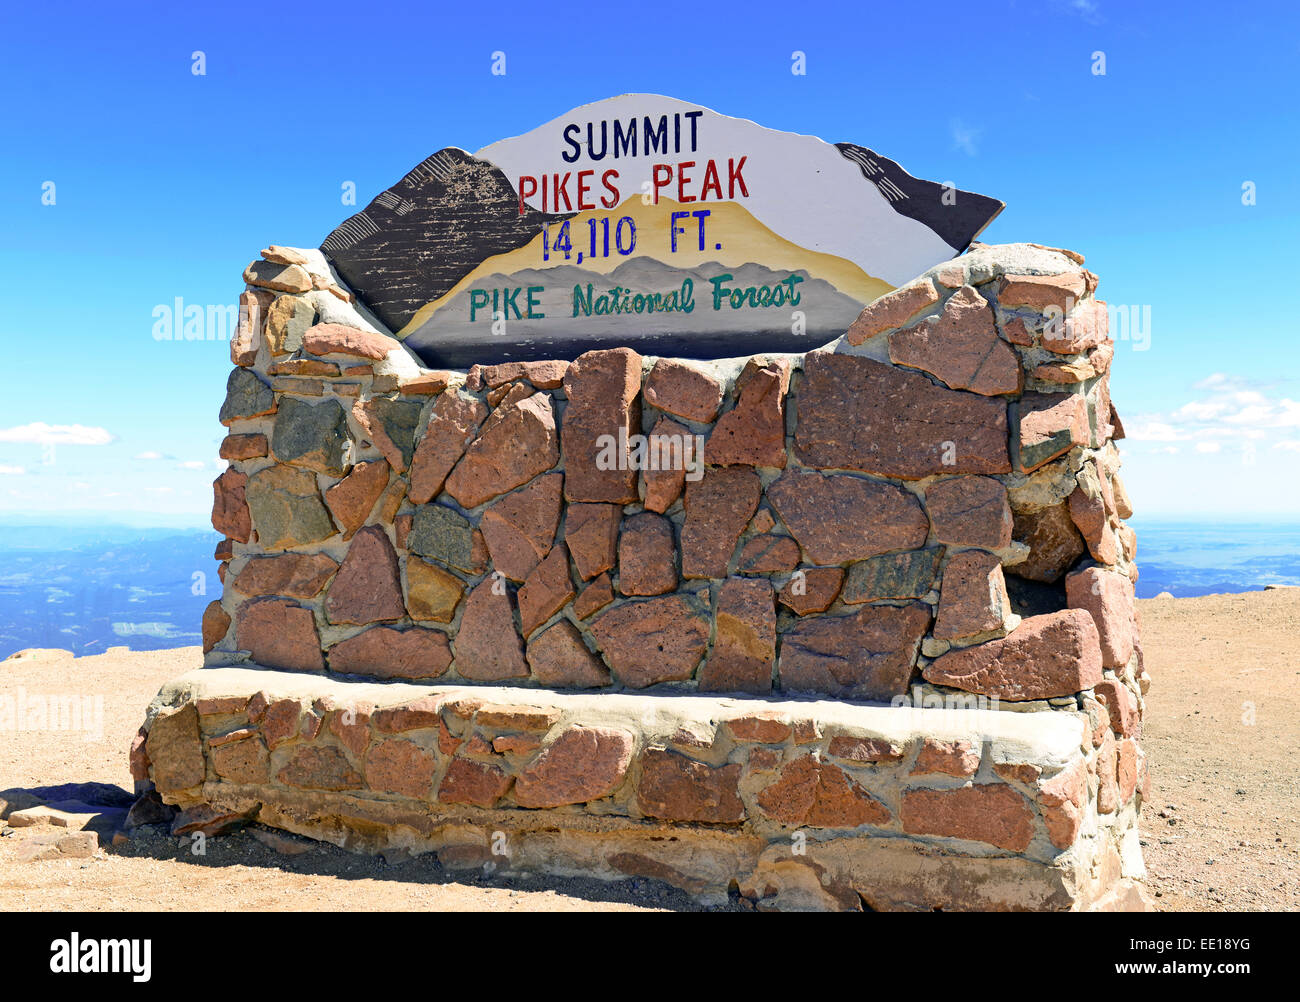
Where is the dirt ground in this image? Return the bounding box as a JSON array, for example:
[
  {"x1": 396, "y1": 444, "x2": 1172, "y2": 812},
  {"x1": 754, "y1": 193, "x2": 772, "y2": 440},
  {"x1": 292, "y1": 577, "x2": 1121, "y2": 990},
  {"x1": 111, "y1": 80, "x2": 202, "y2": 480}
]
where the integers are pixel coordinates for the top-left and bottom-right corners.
[{"x1": 1, "y1": 588, "x2": 1297, "y2": 912}]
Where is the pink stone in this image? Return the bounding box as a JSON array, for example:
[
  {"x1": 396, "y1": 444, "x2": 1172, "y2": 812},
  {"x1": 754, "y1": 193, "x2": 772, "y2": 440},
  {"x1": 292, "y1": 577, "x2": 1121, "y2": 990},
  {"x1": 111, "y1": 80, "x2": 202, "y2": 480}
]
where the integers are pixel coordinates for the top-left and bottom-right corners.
[
  {"x1": 325, "y1": 525, "x2": 405, "y2": 625},
  {"x1": 889, "y1": 285, "x2": 1021, "y2": 396},
  {"x1": 923, "y1": 609, "x2": 1104, "y2": 700}
]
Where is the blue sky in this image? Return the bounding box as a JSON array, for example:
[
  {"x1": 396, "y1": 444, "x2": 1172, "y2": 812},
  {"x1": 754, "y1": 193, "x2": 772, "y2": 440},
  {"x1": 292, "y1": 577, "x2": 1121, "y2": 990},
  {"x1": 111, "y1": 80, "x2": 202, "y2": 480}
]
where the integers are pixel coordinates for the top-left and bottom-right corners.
[{"x1": 1, "y1": 0, "x2": 1296, "y2": 523}]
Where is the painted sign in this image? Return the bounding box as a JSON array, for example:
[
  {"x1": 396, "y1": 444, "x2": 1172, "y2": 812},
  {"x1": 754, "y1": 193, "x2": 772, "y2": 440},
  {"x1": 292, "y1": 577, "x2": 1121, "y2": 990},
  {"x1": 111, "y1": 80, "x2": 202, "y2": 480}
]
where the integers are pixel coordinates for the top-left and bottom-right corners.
[{"x1": 321, "y1": 94, "x2": 1003, "y2": 368}]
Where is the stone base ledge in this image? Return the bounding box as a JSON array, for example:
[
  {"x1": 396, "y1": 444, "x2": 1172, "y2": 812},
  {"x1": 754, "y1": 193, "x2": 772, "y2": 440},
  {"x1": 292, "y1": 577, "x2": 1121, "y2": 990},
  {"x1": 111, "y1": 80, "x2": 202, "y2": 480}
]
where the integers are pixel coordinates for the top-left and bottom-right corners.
[{"x1": 133, "y1": 666, "x2": 1152, "y2": 911}]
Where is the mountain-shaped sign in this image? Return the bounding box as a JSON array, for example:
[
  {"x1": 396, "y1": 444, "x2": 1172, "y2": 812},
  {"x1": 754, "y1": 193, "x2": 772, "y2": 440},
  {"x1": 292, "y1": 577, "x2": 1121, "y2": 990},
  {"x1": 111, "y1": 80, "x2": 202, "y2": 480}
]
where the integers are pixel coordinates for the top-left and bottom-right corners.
[{"x1": 321, "y1": 94, "x2": 1003, "y2": 368}]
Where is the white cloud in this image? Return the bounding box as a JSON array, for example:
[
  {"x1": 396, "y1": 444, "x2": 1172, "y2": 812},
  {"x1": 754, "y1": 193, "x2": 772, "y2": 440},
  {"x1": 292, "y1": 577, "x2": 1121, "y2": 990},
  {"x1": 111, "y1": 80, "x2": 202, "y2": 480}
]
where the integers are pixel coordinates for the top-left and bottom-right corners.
[
  {"x1": 1196, "y1": 442, "x2": 1221, "y2": 454},
  {"x1": 1273, "y1": 441, "x2": 1300, "y2": 452},
  {"x1": 0, "y1": 423, "x2": 114, "y2": 446},
  {"x1": 135, "y1": 451, "x2": 164, "y2": 460},
  {"x1": 0, "y1": 465, "x2": 25, "y2": 475},
  {"x1": 178, "y1": 460, "x2": 207, "y2": 470}
]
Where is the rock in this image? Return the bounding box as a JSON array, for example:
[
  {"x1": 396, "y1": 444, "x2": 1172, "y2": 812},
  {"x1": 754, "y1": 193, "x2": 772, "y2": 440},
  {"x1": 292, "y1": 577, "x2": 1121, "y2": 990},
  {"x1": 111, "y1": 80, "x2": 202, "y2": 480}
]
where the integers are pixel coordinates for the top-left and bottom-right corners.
[
  {"x1": 244, "y1": 259, "x2": 312, "y2": 294},
  {"x1": 409, "y1": 392, "x2": 488, "y2": 504},
  {"x1": 201, "y1": 600, "x2": 230, "y2": 652},
  {"x1": 220, "y1": 433, "x2": 269, "y2": 461},
  {"x1": 209, "y1": 730, "x2": 270, "y2": 784},
  {"x1": 371, "y1": 696, "x2": 442, "y2": 733},
  {"x1": 707, "y1": 359, "x2": 790, "y2": 467},
  {"x1": 325, "y1": 526, "x2": 405, "y2": 624},
  {"x1": 324, "y1": 459, "x2": 390, "y2": 539},
  {"x1": 618, "y1": 513, "x2": 678, "y2": 596},
  {"x1": 778, "y1": 567, "x2": 844, "y2": 614},
  {"x1": 1117, "y1": 737, "x2": 1138, "y2": 802},
  {"x1": 1041, "y1": 298, "x2": 1108, "y2": 354},
  {"x1": 681, "y1": 466, "x2": 761, "y2": 578},
  {"x1": 757, "y1": 756, "x2": 892, "y2": 828},
  {"x1": 827, "y1": 736, "x2": 903, "y2": 764},
  {"x1": 636, "y1": 749, "x2": 744, "y2": 823},
  {"x1": 219, "y1": 368, "x2": 276, "y2": 426},
  {"x1": 328, "y1": 626, "x2": 453, "y2": 681},
  {"x1": 923, "y1": 609, "x2": 1103, "y2": 700},
  {"x1": 257, "y1": 698, "x2": 302, "y2": 748},
  {"x1": 778, "y1": 602, "x2": 930, "y2": 700},
  {"x1": 589, "y1": 594, "x2": 710, "y2": 688},
  {"x1": 561, "y1": 348, "x2": 643, "y2": 503},
  {"x1": 231, "y1": 552, "x2": 339, "y2": 599},
  {"x1": 453, "y1": 577, "x2": 528, "y2": 681},
  {"x1": 1010, "y1": 503, "x2": 1086, "y2": 583},
  {"x1": 911, "y1": 738, "x2": 981, "y2": 777},
  {"x1": 404, "y1": 558, "x2": 465, "y2": 623},
  {"x1": 1093, "y1": 679, "x2": 1140, "y2": 738},
  {"x1": 245, "y1": 465, "x2": 336, "y2": 549},
  {"x1": 261, "y1": 245, "x2": 308, "y2": 266},
  {"x1": 795, "y1": 352, "x2": 1010, "y2": 479},
  {"x1": 407, "y1": 504, "x2": 476, "y2": 572},
  {"x1": 998, "y1": 272, "x2": 1087, "y2": 315},
  {"x1": 517, "y1": 543, "x2": 575, "y2": 635},
  {"x1": 232, "y1": 289, "x2": 272, "y2": 365},
  {"x1": 889, "y1": 285, "x2": 1021, "y2": 395},
  {"x1": 445, "y1": 390, "x2": 559, "y2": 508},
  {"x1": 278, "y1": 746, "x2": 364, "y2": 791},
  {"x1": 1038, "y1": 760, "x2": 1086, "y2": 849},
  {"x1": 437, "y1": 758, "x2": 511, "y2": 807},
  {"x1": 55, "y1": 831, "x2": 100, "y2": 857},
  {"x1": 642, "y1": 416, "x2": 690, "y2": 513},
  {"x1": 766, "y1": 469, "x2": 928, "y2": 564},
  {"x1": 1096, "y1": 731, "x2": 1119, "y2": 814},
  {"x1": 699, "y1": 578, "x2": 776, "y2": 693},
  {"x1": 264, "y1": 295, "x2": 316, "y2": 354},
  {"x1": 1068, "y1": 461, "x2": 1120, "y2": 565},
  {"x1": 475, "y1": 359, "x2": 570, "y2": 390},
  {"x1": 235, "y1": 597, "x2": 325, "y2": 672},
  {"x1": 124, "y1": 790, "x2": 176, "y2": 830},
  {"x1": 479, "y1": 473, "x2": 563, "y2": 581},
  {"x1": 643, "y1": 358, "x2": 723, "y2": 423},
  {"x1": 1016, "y1": 392, "x2": 1089, "y2": 473},
  {"x1": 925, "y1": 476, "x2": 1014, "y2": 549},
  {"x1": 900, "y1": 784, "x2": 1035, "y2": 851},
  {"x1": 211, "y1": 469, "x2": 251, "y2": 543},
  {"x1": 1066, "y1": 567, "x2": 1135, "y2": 668},
  {"x1": 526, "y1": 619, "x2": 611, "y2": 687},
  {"x1": 564, "y1": 503, "x2": 621, "y2": 580},
  {"x1": 514, "y1": 725, "x2": 635, "y2": 807},
  {"x1": 737, "y1": 534, "x2": 801, "y2": 575},
  {"x1": 400, "y1": 370, "x2": 452, "y2": 395},
  {"x1": 271, "y1": 397, "x2": 351, "y2": 476},
  {"x1": 572, "y1": 573, "x2": 615, "y2": 620},
  {"x1": 302, "y1": 323, "x2": 401, "y2": 360},
  {"x1": 352, "y1": 396, "x2": 423, "y2": 473},
  {"x1": 365, "y1": 739, "x2": 437, "y2": 799},
  {"x1": 841, "y1": 548, "x2": 943, "y2": 603},
  {"x1": 250, "y1": 827, "x2": 316, "y2": 855},
  {"x1": 725, "y1": 713, "x2": 791, "y2": 743},
  {"x1": 844, "y1": 278, "x2": 939, "y2": 345},
  {"x1": 934, "y1": 551, "x2": 1012, "y2": 641},
  {"x1": 144, "y1": 704, "x2": 205, "y2": 793}
]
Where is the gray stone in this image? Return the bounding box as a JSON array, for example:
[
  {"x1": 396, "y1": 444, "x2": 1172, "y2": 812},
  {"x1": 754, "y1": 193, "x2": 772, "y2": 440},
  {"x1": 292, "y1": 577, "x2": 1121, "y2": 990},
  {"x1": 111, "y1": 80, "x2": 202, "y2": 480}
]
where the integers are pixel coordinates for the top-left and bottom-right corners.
[
  {"x1": 271, "y1": 397, "x2": 352, "y2": 476},
  {"x1": 408, "y1": 504, "x2": 476, "y2": 572},
  {"x1": 842, "y1": 548, "x2": 944, "y2": 603},
  {"x1": 219, "y1": 368, "x2": 275, "y2": 426},
  {"x1": 245, "y1": 465, "x2": 337, "y2": 550}
]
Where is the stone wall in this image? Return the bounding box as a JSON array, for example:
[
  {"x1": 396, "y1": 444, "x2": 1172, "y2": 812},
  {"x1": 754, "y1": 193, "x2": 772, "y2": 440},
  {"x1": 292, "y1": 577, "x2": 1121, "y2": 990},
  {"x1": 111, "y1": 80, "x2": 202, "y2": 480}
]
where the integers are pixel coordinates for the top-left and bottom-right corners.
[
  {"x1": 135, "y1": 238, "x2": 1151, "y2": 909},
  {"x1": 207, "y1": 242, "x2": 1143, "y2": 712}
]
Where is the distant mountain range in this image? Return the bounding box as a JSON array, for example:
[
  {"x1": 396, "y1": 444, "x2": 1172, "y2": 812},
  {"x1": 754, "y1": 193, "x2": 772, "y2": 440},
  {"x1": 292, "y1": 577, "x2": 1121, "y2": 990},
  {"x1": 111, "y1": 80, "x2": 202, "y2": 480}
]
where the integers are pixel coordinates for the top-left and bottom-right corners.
[{"x1": 0, "y1": 525, "x2": 218, "y2": 660}]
